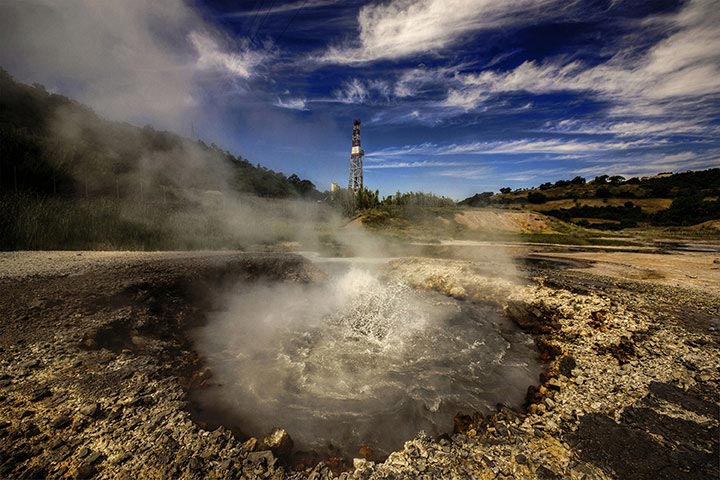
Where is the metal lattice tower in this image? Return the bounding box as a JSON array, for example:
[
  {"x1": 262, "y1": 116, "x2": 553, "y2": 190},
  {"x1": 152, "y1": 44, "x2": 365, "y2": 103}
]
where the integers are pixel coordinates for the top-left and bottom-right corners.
[{"x1": 348, "y1": 119, "x2": 364, "y2": 193}]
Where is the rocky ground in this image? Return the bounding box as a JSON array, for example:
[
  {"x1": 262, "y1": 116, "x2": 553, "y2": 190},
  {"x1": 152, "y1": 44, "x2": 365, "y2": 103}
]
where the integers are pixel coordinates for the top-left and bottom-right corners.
[{"x1": 0, "y1": 249, "x2": 718, "y2": 479}]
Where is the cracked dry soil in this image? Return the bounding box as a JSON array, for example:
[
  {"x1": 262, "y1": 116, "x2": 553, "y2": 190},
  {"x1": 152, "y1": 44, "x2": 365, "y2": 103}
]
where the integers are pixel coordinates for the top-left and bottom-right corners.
[{"x1": 0, "y1": 251, "x2": 717, "y2": 479}]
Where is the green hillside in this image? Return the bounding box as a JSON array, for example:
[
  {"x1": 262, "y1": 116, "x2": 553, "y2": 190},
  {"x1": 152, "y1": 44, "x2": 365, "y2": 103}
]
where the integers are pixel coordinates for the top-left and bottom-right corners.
[
  {"x1": 0, "y1": 68, "x2": 322, "y2": 250},
  {"x1": 460, "y1": 170, "x2": 720, "y2": 230},
  {"x1": 0, "y1": 67, "x2": 318, "y2": 200}
]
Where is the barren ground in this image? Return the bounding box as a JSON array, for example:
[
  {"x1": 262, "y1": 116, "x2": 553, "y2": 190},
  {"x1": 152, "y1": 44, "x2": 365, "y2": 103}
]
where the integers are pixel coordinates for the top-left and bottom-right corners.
[{"x1": 0, "y1": 246, "x2": 717, "y2": 479}]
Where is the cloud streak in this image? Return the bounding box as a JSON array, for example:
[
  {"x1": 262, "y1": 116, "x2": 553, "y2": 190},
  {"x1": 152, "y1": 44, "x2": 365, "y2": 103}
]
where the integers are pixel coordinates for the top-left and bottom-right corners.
[
  {"x1": 319, "y1": 0, "x2": 567, "y2": 64},
  {"x1": 368, "y1": 138, "x2": 659, "y2": 158}
]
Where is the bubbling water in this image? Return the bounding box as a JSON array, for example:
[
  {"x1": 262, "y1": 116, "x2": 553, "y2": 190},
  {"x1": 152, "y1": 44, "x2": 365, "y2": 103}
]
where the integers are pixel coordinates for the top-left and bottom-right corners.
[{"x1": 191, "y1": 266, "x2": 541, "y2": 459}]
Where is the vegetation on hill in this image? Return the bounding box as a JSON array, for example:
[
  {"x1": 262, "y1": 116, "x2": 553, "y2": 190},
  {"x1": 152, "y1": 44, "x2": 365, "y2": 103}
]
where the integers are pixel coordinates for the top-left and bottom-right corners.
[
  {"x1": 0, "y1": 68, "x2": 330, "y2": 250},
  {"x1": 0, "y1": 68, "x2": 319, "y2": 200},
  {"x1": 460, "y1": 169, "x2": 720, "y2": 230}
]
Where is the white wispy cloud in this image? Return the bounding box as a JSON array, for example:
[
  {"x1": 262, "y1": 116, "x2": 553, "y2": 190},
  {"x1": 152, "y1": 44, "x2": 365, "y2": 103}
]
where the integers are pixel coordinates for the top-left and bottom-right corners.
[
  {"x1": 367, "y1": 138, "x2": 658, "y2": 158},
  {"x1": 571, "y1": 150, "x2": 720, "y2": 178},
  {"x1": 273, "y1": 97, "x2": 308, "y2": 110},
  {"x1": 332, "y1": 78, "x2": 392, "y2": 104},
  {"x1": 190, "y1": 31, "x2": 264, "y2": 78},
  {"x1": 546, "y1": 119, "x2": 718, "y2": 137},
  {"x1": 443, "y1": 0, "x2": 720, "y2": 116},
  {"x1": 220, "y1": 0, "x2": 339, "y2": 17},
  {"x1": 319, "y1": 0, "x2": 567, "y2": 64},
  {"x1": 365, "y1": 160, "x2": 468, "y2": 169},
  {"x1": 436, "y1": 165, "x2": 494, "y2": 179}
]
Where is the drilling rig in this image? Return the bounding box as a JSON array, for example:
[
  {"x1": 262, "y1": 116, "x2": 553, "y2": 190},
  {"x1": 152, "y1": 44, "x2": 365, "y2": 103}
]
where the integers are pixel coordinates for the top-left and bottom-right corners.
[{"x1": 348, "y1": 119, "x2": 364, "y2": 193}]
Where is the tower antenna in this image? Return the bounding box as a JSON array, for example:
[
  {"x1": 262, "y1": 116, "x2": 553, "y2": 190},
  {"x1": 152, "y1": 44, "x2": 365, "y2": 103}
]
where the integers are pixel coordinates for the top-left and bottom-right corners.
[{"x1": 348, "y1": 119, "x2": 364, "y2": 193}]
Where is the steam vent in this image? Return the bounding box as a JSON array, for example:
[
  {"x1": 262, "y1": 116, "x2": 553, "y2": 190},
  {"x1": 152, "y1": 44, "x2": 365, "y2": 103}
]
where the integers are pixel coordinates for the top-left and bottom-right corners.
[{"x1": 348, "y1": 119, "x2": 364, "y2": 192}]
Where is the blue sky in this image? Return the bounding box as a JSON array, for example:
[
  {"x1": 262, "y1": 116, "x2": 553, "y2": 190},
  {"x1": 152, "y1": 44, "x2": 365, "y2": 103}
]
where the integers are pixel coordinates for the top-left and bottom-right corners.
[{"x1": 1, "y1": 0, "x2": 719, "y2": 198}]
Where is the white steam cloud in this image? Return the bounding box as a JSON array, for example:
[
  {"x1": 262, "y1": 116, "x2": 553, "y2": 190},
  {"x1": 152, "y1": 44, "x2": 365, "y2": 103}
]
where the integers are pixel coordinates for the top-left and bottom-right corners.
[{"x1": 0, "y1": 0, "x2": 265, "y2": 129}]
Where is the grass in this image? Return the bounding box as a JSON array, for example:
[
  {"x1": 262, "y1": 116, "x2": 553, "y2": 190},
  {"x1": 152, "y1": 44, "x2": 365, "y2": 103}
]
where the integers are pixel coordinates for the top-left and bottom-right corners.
[
  {"x1": 505, "y1": 197, "x2": 673, "y2": 214},
  {"x1": 0, "y1": 194, "x2": 304, "y2": 250}
]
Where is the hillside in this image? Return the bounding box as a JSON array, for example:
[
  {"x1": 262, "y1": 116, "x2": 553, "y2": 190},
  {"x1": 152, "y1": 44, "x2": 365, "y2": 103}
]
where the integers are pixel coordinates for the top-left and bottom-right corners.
[
  {"x1": 460, "y1": 170, "x2": 720, "y2": 230},
  {"x1": 0, "y1": 68, "x2": 324, "y2": 250},
  {"x1": 0, "y1": 67, "x2": 318, "y2": 200}
]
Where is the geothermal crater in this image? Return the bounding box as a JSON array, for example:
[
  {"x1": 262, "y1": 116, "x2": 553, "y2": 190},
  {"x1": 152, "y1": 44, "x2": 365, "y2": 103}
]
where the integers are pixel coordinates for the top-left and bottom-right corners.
[{"x1": 190, "y1": 263, "x2": 542, "y2": 460}]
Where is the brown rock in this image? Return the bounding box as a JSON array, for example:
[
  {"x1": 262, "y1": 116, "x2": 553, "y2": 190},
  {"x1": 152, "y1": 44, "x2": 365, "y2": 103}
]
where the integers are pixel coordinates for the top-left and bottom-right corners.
[{"x1": 260, "y1": 428, "x2": 293, "y2": 457}]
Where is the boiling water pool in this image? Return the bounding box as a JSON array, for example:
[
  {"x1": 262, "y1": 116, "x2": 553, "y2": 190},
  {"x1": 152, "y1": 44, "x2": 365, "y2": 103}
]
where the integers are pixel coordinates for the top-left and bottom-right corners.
[{"x1": 191, "y1": 266, "x2": 541, "y2": 459}]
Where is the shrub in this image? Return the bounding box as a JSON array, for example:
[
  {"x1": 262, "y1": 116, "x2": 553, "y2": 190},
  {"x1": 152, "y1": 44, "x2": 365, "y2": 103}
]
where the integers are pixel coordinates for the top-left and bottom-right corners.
[{"x1": 527, "y1": 192, "x2": 547, "y2": 204}]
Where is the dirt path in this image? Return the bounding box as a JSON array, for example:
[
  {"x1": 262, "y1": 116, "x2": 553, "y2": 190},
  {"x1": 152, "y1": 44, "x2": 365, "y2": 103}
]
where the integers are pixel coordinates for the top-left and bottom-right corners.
[{"x1": 533, "y1": 250, "x2": 720, "y2": 296}]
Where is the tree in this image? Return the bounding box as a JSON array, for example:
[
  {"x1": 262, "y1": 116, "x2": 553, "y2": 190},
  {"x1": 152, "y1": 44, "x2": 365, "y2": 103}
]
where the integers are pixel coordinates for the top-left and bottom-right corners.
[
  {"x1": 499, "y1": 187, "x2": 512, "y2": 194},
  {"x1": 288, "y1": 173, "x2": 316, "y2": 197},
  {"x1": 596, "y1": 186, "x2": 611, "y2": 198},
  {"x1": 608, "y1": 175, "x2": 626, "y2": 185},
  {"x1": 570, "y1": 176, "x2": 586, "y2": 185},
  {"x1": 527, "y1": 192, "x2": 547, "y2": 204},
  {"x1": 355, "y1": 187, "x2": 379, "y2": 210},
  {"x1": 593, "y1": 175, "x2": 609, "y2": 184},
  {"x1": 538, "y1": 182, "x2": 553, "y2": 190}
]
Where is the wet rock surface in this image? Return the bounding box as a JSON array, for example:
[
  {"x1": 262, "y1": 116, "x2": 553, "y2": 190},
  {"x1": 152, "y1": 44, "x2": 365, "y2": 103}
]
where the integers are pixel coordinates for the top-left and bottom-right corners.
[{"x1": 0, "y1": 251, "x2": 718, "y2": 479}]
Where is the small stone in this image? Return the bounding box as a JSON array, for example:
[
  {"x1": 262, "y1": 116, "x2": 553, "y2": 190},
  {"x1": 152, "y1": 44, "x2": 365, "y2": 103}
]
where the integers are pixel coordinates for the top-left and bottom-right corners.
[
  {"x1": 74, "y1": 462, "x2": 96, "y2": 479},
  {"x1": 78, "y1": 447, "x2": 90, "y2": 458},
  {"x1": 353, "y1": 458, "x2": 374, "y2": 470},
  {"x1": 111, "y1": 451, "x2": 131, "y2": 465},
  {"x1": 48, "y1": 437, "x2": 65, "y2": 450},
  {"x1": 260, "y1": 428, "x2": 293, "y2": 457},
  {"x1": 51, "y1": 415, "x2": 72, "y2": 429},
  {"x1": 30, "y1": 386, "x2": 51, "y2": 402},
  {"x1": 86, "y1": 451, "x2": 103, "y2": 464},
  {"x1": 242, "y1": 437, "x2": 258, "y2": 451},
  {"x1": 544, "y1": 398, "x2": 555, "y2": 410},
  {"x1": 188, "y1": 456, "x2": 203, "y2": 472},
  {"x1": 515, "y1": 453, "x2": 528, "y2": 465},
  {"x1": 19, "y1": 359, "x2": 40, "y2": 370},
  {"x1": 547, "y1": 378, "x2": 562, "y2": 391},
  {"x1": 698, "y1": 373, "x2": 711, "y2": 382},
  {"x1": 79, "y1": 403, "x2": 98, "y2": 417},
  {"x1": 247, "y1": 450, "x2": 275, "y2": 467}
]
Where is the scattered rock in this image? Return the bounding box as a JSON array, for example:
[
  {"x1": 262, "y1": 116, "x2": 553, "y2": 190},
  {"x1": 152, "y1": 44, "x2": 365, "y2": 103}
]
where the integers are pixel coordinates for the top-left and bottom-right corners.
[
  {"x1": 73, "y1": 462, "x2": 96, "y2": 479},
  {"x1": 29, "y1": 386, "x2": 51, "y2": 402},
  {"x1": 247, "y1": 450, "x2": 275, "y2": 467},
  {"x1": 79, "y1": 402, "x2": 99, "y2": 417},
  {"x1": 51, "y1": 415, "x2": 72, "y2": 429},
  {"x1": 19, "y1": 359, "x2": 40, "y2": 370},
  {"x1": 86, "y1": 451, "x2": 104, "y2": 464},
  {"x1": 353, "y1": 458, "x2": 375, "y2": 470},
  {"x1": 558, "y1": 355, "x2": 577, "y2": 377},
  {"x1": 260, "y1": 428, "x2": 293, "y2": 457},
  {"x1": 546, "y1": 378, "x2": 562, "y2": 391}
]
